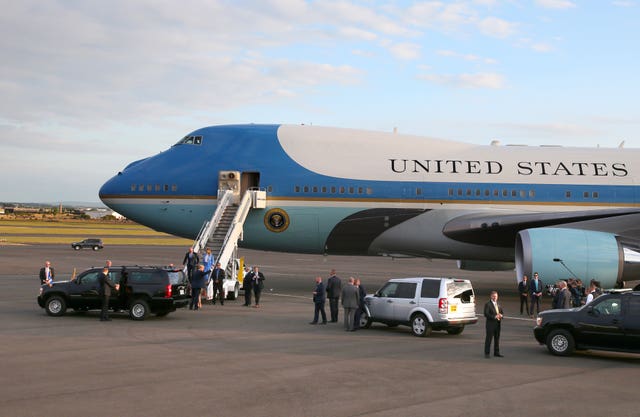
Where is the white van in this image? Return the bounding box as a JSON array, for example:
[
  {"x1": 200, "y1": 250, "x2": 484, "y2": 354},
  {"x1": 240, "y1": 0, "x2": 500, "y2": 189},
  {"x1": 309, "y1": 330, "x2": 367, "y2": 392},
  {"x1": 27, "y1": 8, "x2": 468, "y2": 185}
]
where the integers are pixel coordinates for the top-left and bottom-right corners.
[{"x1": 361, "y1": 277, "x2": 477, "y2": 337}]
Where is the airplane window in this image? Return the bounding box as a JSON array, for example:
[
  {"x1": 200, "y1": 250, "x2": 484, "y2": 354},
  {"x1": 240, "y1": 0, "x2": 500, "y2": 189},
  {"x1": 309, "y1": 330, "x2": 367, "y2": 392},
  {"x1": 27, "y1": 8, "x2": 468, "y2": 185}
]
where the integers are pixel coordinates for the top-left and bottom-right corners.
[
  {"x1": 155, "y1": 184, "x2": 161, "y2": 192},
  {"x1": 565, "y1": 191, "x2": 571, "y2": 198},
  {"x1": 484, "y1": 189, "x2": 490, "y2": 197},
  {"x1": 184, "y1": 137, "x2": 194, "y2": 144},
  {"x1": 312, "y1": 186, "x2": 318, "y2": 193},
  {"x1": 493, "y1": 190, "x2": 499, "y2": 197},
  {"x1": 366, "y1": 188, "x2": 373, "y2": 195},
  {"x1": 502, "y1": 189, "x2": 508, "y2": 197},
  {"x1": 416, "y1": 188, "x2": 422, "y2": 196},
  {"x1": 520, "y1": 190, "x2": 525, "y2": 198},
  {"x1": 194, "y1": 136, "x2": 202, "y2": 145},
  {"x1": 294, "y1": 186, "x2": 300, "y2": 193},
  {"x1": 475, "y1": 189, "x2": 481, "y2": 196},
  {"x1": 321, "y1": 186, "x2": 327, "y2": 193},
  {"x1": 303, "y1": 186, "x2": 309, "y2": 193},
  {"x1": 267, "y1": 186, "x2": 273, "y2": 192},
  {"x1": 593, "y1": 191, "x2": 599, "y2": 198},
  {"x1": 583, "y1": 191, "x2": 589, "y2": 198},
  {"x1": 457, "y1": 189, "x2": 463, "y2": 196},
  {"x1": 349, "y1": 187, "x2": 354, "y2": 194},
  {"x1": 147, "y1": 184, "x2": 152, "y2": 192},
  {"x1": 358, "y1": 187, "x2": 364, "y2": 194},
  {"x1": 138, "y1": 184, "x2": 144, "y2": 191},
  {"x1": 448, "y1": 189, "x2": 454, "y2": 196},
  {"x1": 529, "y1": 190, "x2": 535, "y2": 198},
  {"x1": 511, "y1": 190, "x2": 517, "y2": 197},
  {"x1": 331, "y1": 186, "x2": 336, "y2": 193},
  {"x1": 164, "y1": 184, "x2": 169, "y2": 192},
  {"x1": 130, "y1": 184, "x2": 136, "y2": 191},
  {"x1": 466, "y1": 189, "x2": 472, "y2": 196},
  {"x1": 339, "y1": 187, "x2": 345, "y2": 194},
  {"x1": 171, "y1": 184, "x2": 177, "y2": 191}
]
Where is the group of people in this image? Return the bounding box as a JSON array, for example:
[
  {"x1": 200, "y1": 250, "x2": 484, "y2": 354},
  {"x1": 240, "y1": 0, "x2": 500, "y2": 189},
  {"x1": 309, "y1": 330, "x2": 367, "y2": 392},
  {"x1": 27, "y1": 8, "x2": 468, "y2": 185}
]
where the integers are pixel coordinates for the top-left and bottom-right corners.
[
  {"x1": 518, "y1": 273, "x2": 604, "y2": 316},
  {"x1": 309, "y1": 269, "x2": 366, "y2": 332},
  {"x1": 184, "y1": 247, "x2": 230, "y2": 310}
]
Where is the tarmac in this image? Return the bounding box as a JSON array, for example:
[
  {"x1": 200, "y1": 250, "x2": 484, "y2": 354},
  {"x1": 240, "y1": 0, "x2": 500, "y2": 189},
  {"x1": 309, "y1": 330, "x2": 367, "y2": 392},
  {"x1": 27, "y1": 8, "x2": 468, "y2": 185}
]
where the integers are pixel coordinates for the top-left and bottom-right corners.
[{"x1": 0, "y1": 244, "x2": 638, "y2": 417}]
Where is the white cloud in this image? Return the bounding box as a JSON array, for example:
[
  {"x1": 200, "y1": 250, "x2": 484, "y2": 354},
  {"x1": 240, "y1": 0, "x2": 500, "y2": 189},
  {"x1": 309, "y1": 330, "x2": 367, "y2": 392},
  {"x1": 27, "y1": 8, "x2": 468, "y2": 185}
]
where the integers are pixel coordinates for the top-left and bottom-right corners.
[
  {"x1": 478, "y1": 16, "x2": 517, "y2": 38},
  {"x1": 535, "y1": 0, "x2": 577, "y2": 9},
  {"x1": 386, "y1": 42, "x2": 422, "y2": 60},
  {"x1": 437, "y1": 50, "x2": 498, "y2": 64},
  {"x1": 419, "y1": 72, "x2": 506, "y2": 89}
]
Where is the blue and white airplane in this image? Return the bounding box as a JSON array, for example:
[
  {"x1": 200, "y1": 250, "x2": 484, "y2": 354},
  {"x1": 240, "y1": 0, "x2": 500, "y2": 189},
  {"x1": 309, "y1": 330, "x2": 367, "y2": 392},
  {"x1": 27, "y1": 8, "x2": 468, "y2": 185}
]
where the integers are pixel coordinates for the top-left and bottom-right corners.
[{"x1": 99, "y1": 124, "x2": 640, "y2": 288}]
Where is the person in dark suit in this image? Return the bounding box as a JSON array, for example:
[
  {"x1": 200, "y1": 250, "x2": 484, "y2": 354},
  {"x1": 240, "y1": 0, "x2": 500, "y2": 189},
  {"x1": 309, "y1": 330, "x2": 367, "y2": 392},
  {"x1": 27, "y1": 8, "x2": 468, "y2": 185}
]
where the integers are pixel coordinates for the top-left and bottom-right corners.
[
  {"x1": 251, "y1": 266, "x2": 265, "y2": 308},
  {"x1": 310, "y1": 276, "x2": 327, "y2": 324},
  {"x1": 326, "y1": 269, "x2": 342, "y2": 323},
  {"x1": 484, "y1": 291, "x2": 504, "y2": 358},
  {"x1": 518, "y1": 275, "x2": 529, "y2": 315},
  {"x1": 210, "y1": 262, "x2": 225, "y2": 305},
  {"x1": 353, "y1": 278, "x2": 366, "y2": 330},
  {"x1": 243, "y1": 266, "x2": 253, "y2": 307},
  {"x1": 552, "y1": 280, "x2": 572, "y2": 309},
  {"x1": 39, "y1": 260, "x2": 55, "y2": 285},
  {"x1": 189, "y1": 264, "x2": 206, "y2": 311},
  {"x1": 529, "y1": 272, "x2": 543, "y2": 317},
  {"x1": 182, "y1": 247, "x2": 199, "y2": 281},
  {"x1": 98, "y1": 267, "x2": 119, "y2": 321}
]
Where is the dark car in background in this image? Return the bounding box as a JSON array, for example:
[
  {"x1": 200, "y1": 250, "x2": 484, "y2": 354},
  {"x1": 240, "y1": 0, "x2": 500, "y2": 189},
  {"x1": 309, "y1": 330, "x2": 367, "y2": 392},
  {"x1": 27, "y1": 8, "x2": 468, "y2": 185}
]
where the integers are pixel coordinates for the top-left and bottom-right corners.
[
  {"x1": 37, "y1": 265, "x2": 189, "y2": 320},
  {"x1": 534, "y1": 291, "x2": 640, "y2": 356},
  {"x1": 71, "y1": 238, "x2": 104, "y2": 251}
]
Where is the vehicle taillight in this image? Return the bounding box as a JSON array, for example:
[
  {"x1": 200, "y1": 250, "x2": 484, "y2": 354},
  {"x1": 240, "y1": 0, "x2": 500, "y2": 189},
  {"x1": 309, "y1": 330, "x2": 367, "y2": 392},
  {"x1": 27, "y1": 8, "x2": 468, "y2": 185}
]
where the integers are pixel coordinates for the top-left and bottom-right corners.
[
  {"x1": 438, "y1": 298, "x2": 448, "y2": 314},
  {"x1": 164, "y1": 284, "x2": 172, "y2": 298}
]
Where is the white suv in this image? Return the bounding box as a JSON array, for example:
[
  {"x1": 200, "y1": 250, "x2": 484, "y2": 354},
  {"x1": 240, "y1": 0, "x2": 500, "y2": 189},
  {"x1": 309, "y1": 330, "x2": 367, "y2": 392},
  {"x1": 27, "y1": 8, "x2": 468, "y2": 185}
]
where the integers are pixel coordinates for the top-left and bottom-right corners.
[{"x1": 360, "y1": 277, "x2": 477, "y2": 337}]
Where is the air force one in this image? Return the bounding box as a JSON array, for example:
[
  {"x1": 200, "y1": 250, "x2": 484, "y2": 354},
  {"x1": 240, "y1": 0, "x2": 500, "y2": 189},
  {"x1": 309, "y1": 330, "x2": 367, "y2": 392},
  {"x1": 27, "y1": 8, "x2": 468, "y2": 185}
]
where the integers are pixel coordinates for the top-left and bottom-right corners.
[{"x1": 99, "y1": 124, "x2": 640, "y2": 288}]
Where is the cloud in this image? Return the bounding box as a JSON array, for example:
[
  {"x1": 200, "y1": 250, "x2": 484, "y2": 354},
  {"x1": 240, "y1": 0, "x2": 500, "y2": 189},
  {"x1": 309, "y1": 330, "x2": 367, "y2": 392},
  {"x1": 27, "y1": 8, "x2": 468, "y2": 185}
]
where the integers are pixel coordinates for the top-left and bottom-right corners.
[
  {"x1": 385, "y1": 42, "x2": 422, "y2": 60},
  {"x1": 437, "y1": 50, "x2": 498, "y2": 64},
  {"x1": 535, "y1": 0, "x2": 577, "y2": 9},
  {"x1": 478, "y1": 16, "x2": 517, "y2": 38},
  {"x1": 419, "y1": 72, "x2": 506, "y2": 89}
]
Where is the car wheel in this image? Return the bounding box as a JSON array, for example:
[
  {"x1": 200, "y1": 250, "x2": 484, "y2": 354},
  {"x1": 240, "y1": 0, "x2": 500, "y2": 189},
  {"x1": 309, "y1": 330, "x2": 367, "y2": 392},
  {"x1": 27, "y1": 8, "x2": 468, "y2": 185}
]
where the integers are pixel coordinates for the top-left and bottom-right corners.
[
  {"x1": 73, "y1": 245, "x2": 81, "y2": 250},
  {"x1": 359, "y1": 311, "x2": 372, "y2": 329},
  {"x1": 228, "y1": 283, "x2": 239, "y2": 300},
  {"x1": 546, "y1": 328, "x2": 575, "y2": 356},
  {"x1": 129, "y1": 299, "x2": 150, "y2": 321},
  {"x1": 92, "y1": 246, "x2": 99, "y2": 251},
  {"x1": 45, "y1": 295, "x2": 67, "y2": 316},
  {"x1": 411, "y1": 313, "x2": 432, "y2": 337},
  {"x1": 447, "y1": 326, "x2": 465, "y2": 335}
]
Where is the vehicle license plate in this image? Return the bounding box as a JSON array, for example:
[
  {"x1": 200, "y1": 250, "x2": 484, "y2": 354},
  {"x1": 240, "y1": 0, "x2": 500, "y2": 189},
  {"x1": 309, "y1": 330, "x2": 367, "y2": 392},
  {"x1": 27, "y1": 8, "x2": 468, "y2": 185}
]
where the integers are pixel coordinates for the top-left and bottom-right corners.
[
  {"x1": 179, "y1": 289, "x2": 185, "y2": 295},
  {"x1": 450, "y1": 305, "x2": 457, "y2": 312}
]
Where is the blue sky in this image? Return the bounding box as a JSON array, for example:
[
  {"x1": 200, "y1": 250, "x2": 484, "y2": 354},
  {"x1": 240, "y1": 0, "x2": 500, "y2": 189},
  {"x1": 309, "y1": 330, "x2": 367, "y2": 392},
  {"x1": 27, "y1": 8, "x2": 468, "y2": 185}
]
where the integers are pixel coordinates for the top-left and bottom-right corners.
[{"x1": 1, "y1": 0, "x2": 639, "y2": 202}]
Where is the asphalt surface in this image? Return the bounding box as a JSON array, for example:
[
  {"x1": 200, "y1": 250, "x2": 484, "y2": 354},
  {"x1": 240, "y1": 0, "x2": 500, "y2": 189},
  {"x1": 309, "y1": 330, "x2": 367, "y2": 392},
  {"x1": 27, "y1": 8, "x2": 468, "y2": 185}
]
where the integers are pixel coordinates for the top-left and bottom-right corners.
[{"x1": 1, "y1": 244, "x2": 638, "y2": 417}]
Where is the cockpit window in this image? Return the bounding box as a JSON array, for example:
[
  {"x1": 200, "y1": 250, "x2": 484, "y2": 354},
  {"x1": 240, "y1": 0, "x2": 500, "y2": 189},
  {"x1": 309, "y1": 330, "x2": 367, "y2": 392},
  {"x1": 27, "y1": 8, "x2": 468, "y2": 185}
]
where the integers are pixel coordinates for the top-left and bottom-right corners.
[{"x1": 174, "y1": 135, "x2": 203, "y2": 146}]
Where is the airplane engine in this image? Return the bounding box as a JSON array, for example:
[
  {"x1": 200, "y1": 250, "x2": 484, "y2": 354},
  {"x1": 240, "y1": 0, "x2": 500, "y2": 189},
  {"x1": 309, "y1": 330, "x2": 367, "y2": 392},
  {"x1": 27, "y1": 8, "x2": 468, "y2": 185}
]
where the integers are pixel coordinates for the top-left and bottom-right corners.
[
  {"x1": 515, "y1": 227, "x2": 640, "y2": 289},
  {"x1": 457, "y1": 260, "x2": 515, "y2": 271}
]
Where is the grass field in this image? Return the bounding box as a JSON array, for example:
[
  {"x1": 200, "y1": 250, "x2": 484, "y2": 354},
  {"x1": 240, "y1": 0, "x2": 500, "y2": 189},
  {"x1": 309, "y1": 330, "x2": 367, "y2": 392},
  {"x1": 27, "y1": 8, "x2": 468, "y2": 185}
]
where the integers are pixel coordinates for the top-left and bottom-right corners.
[{"x1": 0, "y1": 219, "x2": 192, "y2": 246}]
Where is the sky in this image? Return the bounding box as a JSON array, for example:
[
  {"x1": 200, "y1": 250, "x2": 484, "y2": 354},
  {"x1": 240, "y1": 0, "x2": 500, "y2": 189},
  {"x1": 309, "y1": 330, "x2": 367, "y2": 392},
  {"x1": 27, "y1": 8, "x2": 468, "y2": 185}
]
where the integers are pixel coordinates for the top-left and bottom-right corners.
[{"x1": 1, "y1": 0, "x2": 639, "y2": 203}]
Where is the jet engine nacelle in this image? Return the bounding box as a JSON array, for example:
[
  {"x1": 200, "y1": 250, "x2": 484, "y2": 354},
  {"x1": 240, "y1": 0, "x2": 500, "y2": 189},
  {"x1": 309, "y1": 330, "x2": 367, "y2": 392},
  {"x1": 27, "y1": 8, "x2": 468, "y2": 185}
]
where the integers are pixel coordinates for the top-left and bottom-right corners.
[{"x1": 515, "y1": 227, "x2": 640, "y2": 289}]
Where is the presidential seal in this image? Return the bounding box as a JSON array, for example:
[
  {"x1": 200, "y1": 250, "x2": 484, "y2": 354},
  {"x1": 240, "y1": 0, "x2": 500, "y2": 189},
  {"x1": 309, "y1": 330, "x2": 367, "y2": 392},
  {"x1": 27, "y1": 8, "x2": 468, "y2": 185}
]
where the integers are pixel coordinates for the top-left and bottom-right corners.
[{"x1": 264, "y1": 208, "x2": 290, "y2": 233}]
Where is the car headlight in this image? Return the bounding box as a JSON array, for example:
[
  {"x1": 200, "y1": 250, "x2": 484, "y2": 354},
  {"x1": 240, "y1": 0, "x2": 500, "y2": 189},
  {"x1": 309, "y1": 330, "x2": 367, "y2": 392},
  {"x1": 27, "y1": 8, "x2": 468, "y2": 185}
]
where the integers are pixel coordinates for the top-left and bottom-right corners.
[{"x1": 536, "y1": 317, "x2": 542, "y2": 326}]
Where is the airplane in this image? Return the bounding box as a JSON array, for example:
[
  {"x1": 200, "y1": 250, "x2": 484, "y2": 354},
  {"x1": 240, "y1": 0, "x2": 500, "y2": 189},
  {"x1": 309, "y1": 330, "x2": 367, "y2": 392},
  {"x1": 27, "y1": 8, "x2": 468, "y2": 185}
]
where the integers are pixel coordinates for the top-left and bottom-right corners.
[{"x1": 99, "y1": 124, "x2": 640, "y2": 288}]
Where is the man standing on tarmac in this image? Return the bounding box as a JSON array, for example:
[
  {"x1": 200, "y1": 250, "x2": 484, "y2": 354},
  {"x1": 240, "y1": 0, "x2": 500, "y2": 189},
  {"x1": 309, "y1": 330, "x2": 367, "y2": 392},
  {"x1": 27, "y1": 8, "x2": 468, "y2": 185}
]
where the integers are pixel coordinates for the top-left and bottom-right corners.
[
  {"x1": 484, "y1": 291, "x2": 504, "y2": 358},
  {"x1": 326, "y1": 269, "x2": 342, "y2": 323},
  {"x1": 182, "y1": 247, "x2": 199, "y2": 281},
  {"x1": 243, "y1": 266, "x2": 253, "y2": 307},
  {"x1": 309, "y1": 276, "x2": 327, "y2": 325},
  {"x1": 98, "y1": 267, "x2": 119, "y2": 321},
  {"x1": 211, "y1": 262, "x2": 225, "y2": 305}
]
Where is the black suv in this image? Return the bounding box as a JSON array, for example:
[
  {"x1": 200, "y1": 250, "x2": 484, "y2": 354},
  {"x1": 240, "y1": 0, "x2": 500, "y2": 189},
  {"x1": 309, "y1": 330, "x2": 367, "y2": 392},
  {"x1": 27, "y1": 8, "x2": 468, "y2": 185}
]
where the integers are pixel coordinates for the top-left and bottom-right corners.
[
  {"x1": 37, "y1": 266, "x2": 189, "y2": 320},
  {"x1": 534, "y1": 291, "x2": 640, "y2": 356},
  {"x1": 71, "y1": 238, "x2": 104, "y2": 251}
]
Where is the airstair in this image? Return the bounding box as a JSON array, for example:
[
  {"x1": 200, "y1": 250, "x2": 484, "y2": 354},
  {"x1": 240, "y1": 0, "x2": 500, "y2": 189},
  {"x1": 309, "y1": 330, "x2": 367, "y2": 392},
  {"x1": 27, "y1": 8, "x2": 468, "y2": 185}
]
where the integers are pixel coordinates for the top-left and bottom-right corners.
[{"x1": 192, "y1": 187, "x2": 266, "y2": 299}]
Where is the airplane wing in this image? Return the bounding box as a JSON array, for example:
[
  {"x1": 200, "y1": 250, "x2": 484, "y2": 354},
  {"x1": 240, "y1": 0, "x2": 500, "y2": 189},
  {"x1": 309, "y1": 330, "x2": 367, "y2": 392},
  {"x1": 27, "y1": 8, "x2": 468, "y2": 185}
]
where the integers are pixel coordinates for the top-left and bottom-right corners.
[{"x1": 443, "y1": 208, "x2": 640, "y2": 247}]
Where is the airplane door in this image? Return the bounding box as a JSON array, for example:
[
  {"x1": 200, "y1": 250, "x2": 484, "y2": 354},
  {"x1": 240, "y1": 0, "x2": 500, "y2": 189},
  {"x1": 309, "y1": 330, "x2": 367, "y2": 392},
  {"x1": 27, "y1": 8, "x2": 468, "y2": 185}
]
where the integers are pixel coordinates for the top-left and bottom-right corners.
[
  {"x1": 241, "y1": 172, "x2": 260, "y2": 195},
  {"x1": 218, "y1": 171, "x2": 241, "y2": 203}
]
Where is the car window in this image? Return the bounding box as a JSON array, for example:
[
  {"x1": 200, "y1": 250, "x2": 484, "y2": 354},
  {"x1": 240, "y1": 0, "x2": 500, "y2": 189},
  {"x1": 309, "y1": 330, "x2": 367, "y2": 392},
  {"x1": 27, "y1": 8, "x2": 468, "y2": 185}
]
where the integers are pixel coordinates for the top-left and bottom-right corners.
[
  {"x1": 421, "y1": 279, "x2": 440, "y2": 298},
  {"x1": 167, "y1": 271, "x2": 186, "y2": 285},
  {"x1": 378, "y1": 282, "x2": 399, "y2": 297},
  {"x1": 128, "y1": 270, "x2": 163, "y2": 284},
  {"x1": 592, "y1": 297, "x2": 622, "y2": 316},
  {"x1": 395, "y1": 283, "x2": 417, "y2": 299},
  {"x1": 447, "y1": 281, "x2": 474, "y2": 303},
  {"x1": 626, "y1": 297, "x2": 640, "y2": 318},
  {"x1": 78, "y1": 271, "x2": 100, "y2": 285}
]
